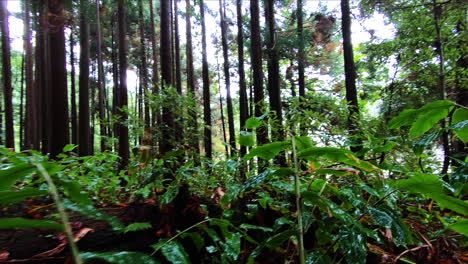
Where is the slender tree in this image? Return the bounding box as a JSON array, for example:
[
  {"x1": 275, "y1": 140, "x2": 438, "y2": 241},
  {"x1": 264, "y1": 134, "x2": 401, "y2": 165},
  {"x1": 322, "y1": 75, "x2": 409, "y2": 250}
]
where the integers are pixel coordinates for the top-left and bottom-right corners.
[
  {"x1": 69, "y1": 29, "x2": 78, "y2": 146},
  {"x1": 96, "y1": 0, "x2": 107, "y2": 151},
  {"x1": 78, "y1": 0, "x2": 91, "y2": 156},
  {"x1": 250, "y1": 0, "x2": 267, "y2": 146},
  {"x1": 149, "y1": 0, "x2": 160, "y2": 134},
  {"x1": 160, "y1": 0, "x2": 175, "y2": 155},
  {"x1": 219, "y1": 0, "x2": 236, "y2": 155},
  {"x1": 297, "y1": 0, "x2": 305, "y2": 99},
  {"x1": 185, "y1": 0, "x2": 200, "y2": 161},
  {"x1": 0, "y1": 0, "x2": 14, "y2": 149},
  {"x1": 237, "y1": 0, "x2": 248, "y2": 158},
  {"x1": 23, "y1": 0, "x2": 38, "y2": 150},
  {"x1": 341, "y1": 0, "x2": 362, "y2": 153},
  {"x1": 265, "y1": 0, "x2": 283, "y2": 143},
  {"x1": 117, "y1": 0, "x2": 129, "y2": 168},
  {"x1": 173, "y1": 0, "x2": 183, "y2": 143},
  {"x1": 200, "y1": 0, "x2": 212, "y2": 159},
  {"x1": 137, "y1": 0, "x2": 150, "y2": 129},
  {"x1": 48, "y1": 0, "x2": 69, "y2": 157}
]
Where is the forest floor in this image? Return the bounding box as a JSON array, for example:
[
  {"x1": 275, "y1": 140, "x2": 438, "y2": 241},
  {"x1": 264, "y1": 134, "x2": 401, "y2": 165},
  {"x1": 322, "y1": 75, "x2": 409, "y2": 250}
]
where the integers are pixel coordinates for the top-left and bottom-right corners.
[{"x1": 0, "y1": 186, "x2": 466, "y2": 264}]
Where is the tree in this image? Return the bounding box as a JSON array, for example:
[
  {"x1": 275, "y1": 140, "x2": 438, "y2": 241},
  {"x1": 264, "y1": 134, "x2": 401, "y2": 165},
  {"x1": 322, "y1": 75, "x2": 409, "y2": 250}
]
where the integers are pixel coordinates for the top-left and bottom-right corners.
[
  {"x1": 265, "y1": 0, "x2": 284, "y2": 146},
  {"x1": 237, "y1": 0, "x2": 248, "y2": 159},
  {"x1": 48, "y1": 0, "x2": 69, "y2": 157},
  {"x1": 250, "y1": 0, "x2": 267, "y2": 146},
  {"x1": 78, "y1": 0, "x2": 91, "y2": 156},
  {"x1": 69, "y1": 28, "x2": 77, "y2": 147},
  {"x1": 96, "y1": 0, "x2": 108, "y2": 151},
  {"x1": 149, "y1": 0, "x2": 160, "y2": 134},
  {"x1": 341, "y1": 0, "x2": 362, "y2": 153},
  {"x1": 0, "y1": 0, "x2": 15, "y2": 149},
  {"x1": 219, "y1": 0, "x2": 236, "y2": 156},
  {"x1": 117, "y1": 0, "x2": 129, "y2": 168},
  {"x1": 185, "y1": 0, "x2": 200, "y2": 161},
  {"x1": 200, "y1": 0, "x2": 212, "y2": 159},
  {"x1": 297, "y1": 0, "x2": 305, "y2": 99},
  {"x1": 160, "y1": 0, "x2": 175, "y2": 155}
]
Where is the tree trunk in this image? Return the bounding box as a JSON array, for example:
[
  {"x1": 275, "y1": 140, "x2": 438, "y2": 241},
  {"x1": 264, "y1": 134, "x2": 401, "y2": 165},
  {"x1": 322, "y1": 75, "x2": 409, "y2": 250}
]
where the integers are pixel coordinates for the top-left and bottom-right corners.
[
  {"x1": 173, "y1": 0, "x2": 183, "y2": 143},
  {"x1": 96, "y1": 0, "x2": 107, "y2": 151},
  {"x1": 117, "y1": 0, "x2": 129, "y2": 169},
  {"x1": 78, "y1": 2, "x2": 91, "y2": 156},
  {"x1": 185, "y1": 0, "x2": 200, "y2": 162},
  {"x1": 160, "y1": 0, "x2": 175, "y2": 155},
  {"x1": 69, "y1": 29, "x2": 78, "y2": 146},
  {"x1": 0, "y1": 0, "x2": 15, "y2": 149},
  {"x1": 217, "y1": 61, "x2": 229, "y2": 158},
  {"x1": 48, "y1": 0, "x2": 69, "y2": 157},
  {"x1": 237, "y1": 0, "x2": 248, "y2": 158},
  {"x1": 19, "y1": 55, "x2": 25, "y2": 149},
  {"x1": 265, "y1": 0, "x2": 285, "y2": 165},
  {"x1": 111, "y1": 12, "x2": 119, "y2": 149},
  {"x1": 149, "y1": 0, "x2": 160, "y2": 137},
  {"x1": 200, "y1": 0, "x2": 212, "y2": 159},
  {"x1": 250, "y1": 0, "x2": 267, "y2": 146},
  {"x1": 297, "y1": 0, "x2": 305, "y2": 99},
  {"x1": 341, "y1": 0, "x2": 362, "y2": 154},
  {"x1": 219, "y1": 0, "x2": 236, "y2": 155}
]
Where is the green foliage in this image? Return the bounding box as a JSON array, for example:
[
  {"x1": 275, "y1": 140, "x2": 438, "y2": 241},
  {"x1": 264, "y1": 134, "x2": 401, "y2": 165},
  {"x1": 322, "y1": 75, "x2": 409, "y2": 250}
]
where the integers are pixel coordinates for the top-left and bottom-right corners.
[
  {"x1": 80, "y1": 251, "x2": 159, "y2": 264},
  {"x1": 0, "y1": 218, "x2": 64, "y2": 231}
]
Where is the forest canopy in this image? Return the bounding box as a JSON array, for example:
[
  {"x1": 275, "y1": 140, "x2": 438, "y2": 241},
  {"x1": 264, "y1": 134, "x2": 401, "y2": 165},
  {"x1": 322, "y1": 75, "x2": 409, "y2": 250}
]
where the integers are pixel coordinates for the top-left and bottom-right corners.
[{"x1": 0, "y1": 0, "x2": 466, "y2": 263}]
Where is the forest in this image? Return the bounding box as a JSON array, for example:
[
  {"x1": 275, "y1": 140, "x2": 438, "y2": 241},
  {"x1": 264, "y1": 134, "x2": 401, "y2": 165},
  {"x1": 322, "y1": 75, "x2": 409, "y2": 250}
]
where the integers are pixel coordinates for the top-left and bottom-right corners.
[{"x1": 0, "y1": 0, "x2": 466, "y2": 263}]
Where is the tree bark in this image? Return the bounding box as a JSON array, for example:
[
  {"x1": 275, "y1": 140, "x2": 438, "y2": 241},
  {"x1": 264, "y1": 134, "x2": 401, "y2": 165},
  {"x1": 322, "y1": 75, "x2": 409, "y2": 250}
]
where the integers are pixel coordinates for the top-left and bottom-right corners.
[
  {"x1": 117, "y1": 0, "x2": 129, "y2": 168},
  {"x1": 250, "y1": 0, "x2": 267, "y2": 146},
  {"x1": 219, "y1": 0, "x2": 236, "y2": 155},
  {"x1": 0, "y1": 0, "x2": 15, "y2": 149},
  {"x1": 96, "y1": 0, "x2": 107, "y2": 151},
  {"x1": 185, "y1": 0, "x2": 200, "y2": 162},
  {"x1": 69, "y1": 29, "x2": 78, "y2": 146},
  {"x1": 200, "y1": 0, "x2": 212, "y2": 159},
  {"x1": 297, "y1": 0, "x2": 305, "y2": 99},
  {"x1": 78, "y1": 1, "x2": 91, "y2": 156},
  {"x1": 160, "y1": 0, "x2": 175, "y2": 155},
  {"x1": 173, "y1": 0, "x2": 183, "y2": 143},
  {"x1": 149, "y1": 0, "x2": 160, "y2": 135},
  {"x1": 237, "y1": 0, "x2": 248, "y2": 158},
  {"x1": 341, "y1": 0, "x2": 362, "y2": 154},
  {"x1": 48, "y1": 0, "x2": 69, "y2": 157}
]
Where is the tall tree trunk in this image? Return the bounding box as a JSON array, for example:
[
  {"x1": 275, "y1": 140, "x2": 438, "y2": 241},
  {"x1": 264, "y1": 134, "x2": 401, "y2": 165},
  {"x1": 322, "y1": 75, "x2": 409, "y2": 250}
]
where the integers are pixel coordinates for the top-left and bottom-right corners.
[
  {"x1": 265, "y1": 0, "x2": 285, "y2": 165},
  {"x1": 219, "y1": 0, "x2": 236, "y2": 155},
  {"x1": 217, "y1": 60, "x2": 229, "y2": 158},
  {"x1": 137, "y1": 0, "x2": 150, "y2": 130},
  {"x1": 185, "y1": 0, "x2": 200, "y2": 162},
  {"x1": 173, "y1": 0, "x2": 183, "y2": 143},
  {"x1": 24, "y1": 0, "x2": 38, "y2": 150},
  {"x1": 297, "y1": 0, "x2": 305, "y2": 99},
  {"x1": 117, "y1": 0, "x2": 129, "y2": 168},
  {"x1": 0, "y1": 0, "x2": 15, "y2": 149},
  {"x1": 341, "y1": 0, "x2": 362, "y2": 154},
  {"x1": 48, "y1": 0, "x2": 69, "y2": 157},
  {"x1": 160, "y1": 0, "x2": 175, "y2": 155},
  {"x1": 200, "y1": 0, "x2": 212, "y2": 159},
  {"x1": 69, "y1": 29, "x2": 78, "y2": 146},
  {"x1": 237, "y1": 0, "x2": 248, "y2": 158},
  {"x1": 96, "y1": 0, "x2": 107, "y2": 151},
  {"x1": 19, "y1": 55, "x2": 25, "y2": 149},
  {"x1": 78, "y1": 2, "x2": 91, "y2": 156},
  {"x1": 149, "y1": 0, "x2": 160, "y2": 136},
  {"x1": 37, "y1": 3, "x2": 50, "y2": 155},
  {"x1": 111, "y1": 12, "x2": 119, "y2": 149},
  {"x1": 250, "y1": 0, "x2": 267, "y2": 146}
]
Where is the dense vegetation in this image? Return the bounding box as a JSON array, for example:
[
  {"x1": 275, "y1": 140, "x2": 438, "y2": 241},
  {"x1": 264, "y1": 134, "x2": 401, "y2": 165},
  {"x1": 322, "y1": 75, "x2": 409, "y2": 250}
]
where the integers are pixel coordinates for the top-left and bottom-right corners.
[{"x1": 0, "y1": 0, "x2": 466, "y2": 263}]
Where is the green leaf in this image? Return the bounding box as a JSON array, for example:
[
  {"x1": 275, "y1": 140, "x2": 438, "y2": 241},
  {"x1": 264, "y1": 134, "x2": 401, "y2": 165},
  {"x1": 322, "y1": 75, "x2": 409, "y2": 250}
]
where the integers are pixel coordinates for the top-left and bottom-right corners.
[
  {"x1": 56, "y1": 179, "x2": 93, "y2": 206},
  {"x1": 242, "y1": 169, "x2": 277, "y2": 191},
  {"x1": 409, "y1": 108, "x2": 450, "y2": 138},
  {"x1": 452, "y1": 108, "x2": 468, "y2": 142},
  {"x1": 298, "y1": 147, "x2": 352, "y2": 161},
  {"x1": 239, "y1": 224, "x2": 273, "y2": 232},
  {"x1": 294, "y1": 136, "x2": 315, "y2": 151},
  {"x1": 160, "y1": 185, "x2": 179, "y2": 205},
  {"x1": 245, "y1": 117, "x2": 262, "y2": 129},
  {"x1": 160, "y1": 241, "x2": 191, "y2": 264},
  {"x1": 123, "y1": 222, "x2": 152, "y2": 233},
  {"x1": 264, "y1": 229, "x2": 295, "y2": 249},
  {"x1": 374, "y1": 141, "x2": 398, "y2": 152},
  {"x1": 221, "y1": 232, "x2": 241, "y2": 261},
  {"x1": 389, "y1": 109, "x2": 419, "y2": 129},
  {"x1": 413, "y1": 132, "x2": 440, "y2": 156},
  {"x1": 244, "y1": 142, "x2": 290, "y2": 161},
  {"x1": 369, "y1": 207, "x2": 392, "y2": 228},
  {"x1": 63, "y1": 200, "x2": 124, "y2": 230},
  {"x1": 0, "y1": 163, "x2": 36, "y2": 191},
  {"x1": 0, "y1": 218, "x2": 64, "y2": 231},
  {"x1": 181, "y1": 232, "x2": 204, "y2": 251},
  {"x1": 80, "y1": 251, "x2": 159, "y2": 264},
  {"x1": 339, "y1": 227, "x2": 367, "y2": 264},
  {"x1": 447, "y1": 219, "x2": 468, "y2": 235},
  {"x1": 0, "y1": 188, "x2": 48, "y2": 205},
  {"x1": 63, "y1": 144, "x2": 78, "y2": 152},
  {"x1": 239, "y1": 131, "x2": 255, "y2": 147},
  {"x1": 431, "y1": 193, "x2": 468, "y2": 216}
]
